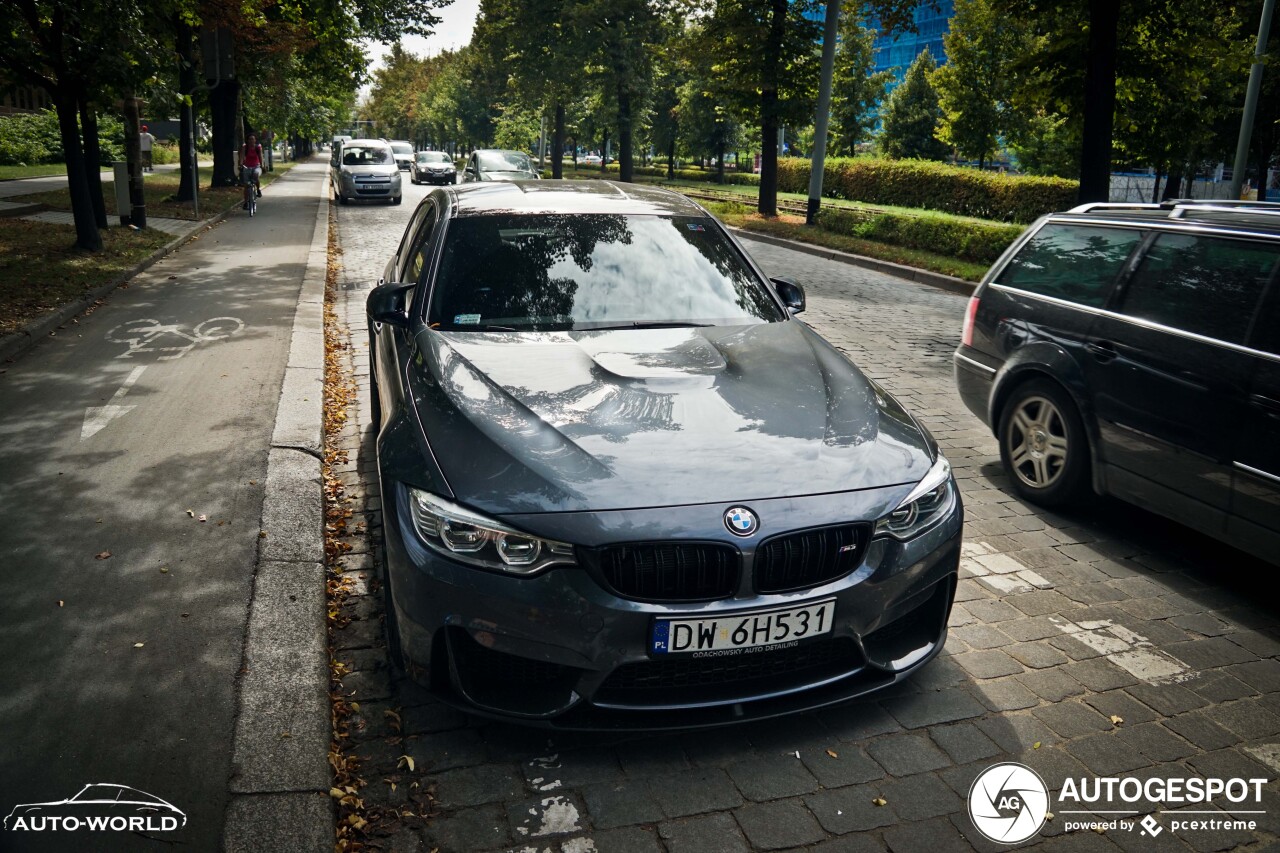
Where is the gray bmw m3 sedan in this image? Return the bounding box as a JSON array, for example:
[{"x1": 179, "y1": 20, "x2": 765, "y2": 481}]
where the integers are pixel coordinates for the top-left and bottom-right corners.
[{"x1": 367, "y1": 180, "x2": 962, "y2": 728}]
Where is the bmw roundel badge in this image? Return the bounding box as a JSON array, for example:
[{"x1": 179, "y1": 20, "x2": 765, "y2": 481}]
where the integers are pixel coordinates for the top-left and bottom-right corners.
[{"x1": 724, "y1": 506, "x2": 759, "y2": 537}]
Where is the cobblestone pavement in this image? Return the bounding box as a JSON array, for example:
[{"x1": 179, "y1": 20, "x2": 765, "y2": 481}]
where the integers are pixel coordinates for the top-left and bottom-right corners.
[{"x1": 328, "y1": 183, "x2": 1280, "y2": 853}]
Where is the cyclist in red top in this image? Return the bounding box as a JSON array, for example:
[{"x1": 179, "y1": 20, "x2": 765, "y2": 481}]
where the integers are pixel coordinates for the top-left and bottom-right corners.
[{"x1": 239, "y1": 134, "x2": 264, "y2": 210}]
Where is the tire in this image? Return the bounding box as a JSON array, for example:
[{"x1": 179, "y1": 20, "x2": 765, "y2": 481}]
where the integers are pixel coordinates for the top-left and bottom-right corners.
[
  {"x1": 338, "y1": 194, "x2": 348, "y2": 205},
  {"x1": 392, "y1": 195, "x2": 402, "y2": 205},
  {"x1": 998, "y1": 378, "x2": 1090, "y2": 508}
]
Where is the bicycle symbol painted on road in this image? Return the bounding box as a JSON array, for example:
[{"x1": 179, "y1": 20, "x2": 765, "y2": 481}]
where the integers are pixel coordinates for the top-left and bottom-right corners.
[{"x1": 105, "y1": 317, "x2": 245, "y2": 360}]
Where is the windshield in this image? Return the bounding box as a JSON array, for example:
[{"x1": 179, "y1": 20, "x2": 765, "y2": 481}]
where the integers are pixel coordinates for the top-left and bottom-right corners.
[
  {"x1": 343, "y1": 146, "x2": 392, "y2": 166},
  {"x1": 428, "y1": 214, "x2": 784, "y2": 331},
  {"x1": 418, "y1": 152, "x2": 451, "y2": 163},
  {"x1": 390, "y1": 142, "x2": 413, "y2": 155},
  {"x1": 477, "y1": 151, "x2": 533, "y2": 173}
]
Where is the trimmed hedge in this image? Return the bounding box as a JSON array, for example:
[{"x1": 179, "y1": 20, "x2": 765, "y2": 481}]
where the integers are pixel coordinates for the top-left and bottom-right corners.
[
  {"x1": 563, "y1": 162, "x2": 761, "y2": 185},
  {"x1": 816, "y1": 206, "x2": 1025, "y2": 264},
  {"x1": 778, "y1": 157, "x2": 1076, "y2": 223}
]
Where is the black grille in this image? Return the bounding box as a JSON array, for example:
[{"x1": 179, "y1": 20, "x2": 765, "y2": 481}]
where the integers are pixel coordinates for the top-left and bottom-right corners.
[
  {"x1": 596, "y1": 638, "x2": 859, "y2": 703},
  {"x1": 594, "y1": 543, "x2": 739, "y2": 602},
  {"x1": 754, "y1": 524, "x2": 870, "y2": 593}
]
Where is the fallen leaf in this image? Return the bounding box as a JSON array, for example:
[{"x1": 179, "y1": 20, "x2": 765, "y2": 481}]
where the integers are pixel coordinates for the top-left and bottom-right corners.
[
  {"x1": 398, "y1": 755, "x2": 415, "y2": 772},
  {"x1": 329, "y1": 787, "x2": 345, "y2": 799},
  {"x1": 1110, "y1": 715, "x2": 1124, "y2": 726},
  {"x1": 159, "y1": 567, "x2": 169, "y2": 574},
  {"x1": 95, "y1": 550, "x2": 111, "y2": 560},
  {"x1": 180, "y1": 613, "x2": 189, "y2": 618},
  {"x1": 1045, "y1": 812, "x2": 1054, "y2": 821},
  {"x1": 197, "y1": 514, "x2": 207, "y2": 522},
  {"x1": 872, "y1": 797, "x2": 887, "y2": 807},
  {"x1": 259, "y1": 531, "x2": 268, "y2": 538},
  {"x1": 1033, "y1": 741, "x2": 1041, "y2": 749},
  {"x1": 350, "y1": 702, "x2": 360, "y2": 713},
  {"x1": 793, "y1": 750, "x2": 800, "y2": 758},
  {"x1": 133, "y1": 642, "x2": 144, "y2": 648},
  {"x1": 826, "y1": 749, "x2": 838, "y2": 758},
  {"x1": 186, "y1": 509, "x2": 194, "y2": 517},
  {"x1": 57, "y1": 600, "x2": 64, "y2": 607},
  {"x1": 280, "y1": 731, "x2": 292, "y2": 738}
]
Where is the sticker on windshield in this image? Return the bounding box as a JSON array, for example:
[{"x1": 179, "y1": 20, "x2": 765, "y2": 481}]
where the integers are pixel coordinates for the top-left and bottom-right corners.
[
  {"x1": 686, "y1": 223, "x2": 706, "y2": 231},
  {"x1": 453, "y1": 314, "x2": 481, "y2": 325}
]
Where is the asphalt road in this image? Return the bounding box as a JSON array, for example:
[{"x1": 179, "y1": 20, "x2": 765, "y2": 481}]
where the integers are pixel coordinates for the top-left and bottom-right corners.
[
  {"x1": 328, "y1": 177, "x2": 1280, "y2": 852},
  {"x1": 0, "y1": 161, "x2": 326, "y2": 851}
]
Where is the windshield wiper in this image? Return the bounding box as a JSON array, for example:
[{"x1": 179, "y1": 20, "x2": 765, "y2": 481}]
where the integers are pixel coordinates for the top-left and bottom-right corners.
[{"x1": 588, "y1": 321, "x2": 714, "y2": 331}]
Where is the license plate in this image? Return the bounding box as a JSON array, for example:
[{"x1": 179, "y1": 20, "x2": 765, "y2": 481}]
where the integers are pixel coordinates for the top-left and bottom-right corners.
[{"x1": 651, "y1": 599, "x2": 835, "y2": 657}]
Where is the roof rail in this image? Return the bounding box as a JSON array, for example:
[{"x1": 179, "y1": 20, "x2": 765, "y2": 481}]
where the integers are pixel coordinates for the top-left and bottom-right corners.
[
  {"x1": 1163, "y1": 198, "x2": 1280, "y2": 208},
  {"x1": 1066, "y1": 202, "x2": 1163, "y2": 214},
  {"x1": 1169, "y1": 203, "x2": 1280, "y2": 219}
]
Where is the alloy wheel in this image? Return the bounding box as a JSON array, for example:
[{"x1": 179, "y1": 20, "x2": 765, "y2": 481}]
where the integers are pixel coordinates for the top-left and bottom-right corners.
[{"x1": 1006, "y1": 395, "x2": 1069, "y2": 489}]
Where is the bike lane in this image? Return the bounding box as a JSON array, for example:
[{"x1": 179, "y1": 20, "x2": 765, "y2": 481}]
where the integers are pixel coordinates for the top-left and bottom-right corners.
[{"x1": 0, "y1": 161, "x2": 327, "y2": 851}]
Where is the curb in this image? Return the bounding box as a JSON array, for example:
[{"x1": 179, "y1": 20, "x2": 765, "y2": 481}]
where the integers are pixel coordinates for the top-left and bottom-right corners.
[
  {"x1": 729, "y1": 226, "x2": 978, "y2": 297},
  {"x1": 223, "y1": 162, "x2": 332, "y2": 853},
  {"x1": 0, "y1": 205, "x2": 234, "y2": 365}
]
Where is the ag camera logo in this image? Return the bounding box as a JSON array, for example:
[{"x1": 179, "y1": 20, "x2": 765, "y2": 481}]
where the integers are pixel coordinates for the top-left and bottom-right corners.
[{"x1": 968, "y1": 762, "x2": 1050, "y2": 844}]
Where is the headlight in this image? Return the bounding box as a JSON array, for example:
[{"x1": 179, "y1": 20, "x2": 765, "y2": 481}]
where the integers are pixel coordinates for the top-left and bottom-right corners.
[
  {"x1": 874, "y1": 457, "x2": 955, "y2": 540},
  {"x1": 408, "y1": 488, "x2": 577, "y2": 575}
]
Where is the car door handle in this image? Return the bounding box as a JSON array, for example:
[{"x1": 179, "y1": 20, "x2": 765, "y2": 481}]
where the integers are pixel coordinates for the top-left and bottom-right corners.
[
  {"x1": 1086, "y1": 341, "x2": 1117, "y2": 361},
  {"x1": 1250, "y1": 393, "x2": 1280, "y2": 416}
]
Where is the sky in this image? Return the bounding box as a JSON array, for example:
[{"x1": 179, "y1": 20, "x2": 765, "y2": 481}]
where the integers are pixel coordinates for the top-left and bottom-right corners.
[{"x1": 360, "y1": 0, "x2": 482, "y2": 98}]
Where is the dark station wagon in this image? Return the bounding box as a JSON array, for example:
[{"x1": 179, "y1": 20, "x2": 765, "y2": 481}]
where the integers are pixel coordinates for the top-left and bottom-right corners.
[{"x1": 954, "y1": 200, "x2": 1280, "y2": 565}]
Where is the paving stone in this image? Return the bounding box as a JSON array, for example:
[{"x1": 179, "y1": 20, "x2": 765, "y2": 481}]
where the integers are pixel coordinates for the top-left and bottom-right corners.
[
  {"x1": 953, "y1": 624, "x2": 1015, "y2": 650},
  {"x1": 658, "y1": 813, "x2": 749, "y2": 853},
  {"x1": 1019, "y1": 668, "x2": 1086, "y2": 702},
  {"x1": 1185, "y1": 747, "x2": 1274, "y2": 781},
  {"x1": 649, "y1": 768, "x2": 743, "y2": 817},
  {"x1": 423, "y1": 803, "x2": 511, "y2": 851},
  {"x1": 1168, "y1": 612, "x2": 1236, "y2": 637},
  {"x1": 507, "y1": 794, "x2": 588, "y2": 839},
  {"x1": 1001, "y1": 616, "x2": 1065, "y2": 642},
  {"x1": 1227, "y1": 629, "x2": 1280, "y2": 658},
  {"x1": 806, "y1": 785, "x2": 896, "y2": 833},
  {"x1": 1008, "y1": 641, "x2": 1071, "y2": 669},
  {"x1": 976, "y1": 714, "x2": 1060, "y2": 754},
  {"x1": 734, "y1": 800, "x2": 826, "y2": 850},
  {"x1": 822, "y1": 703, "x2": 903, "y2": 742},
  {"x1": 1063, "y1": 658, "x2": 1139, "y2": 692},
  {"x1": 800, "y1": 747, "x2": 886, "y2": 788},
  {"x1": 1210, "y1": 698, "x2": 1280, "y2": 740},
  {"x1": 883, "y1": 688, "x2": 986, "y2": 729},
  {"x1": 882, "y1": 817, "x2": 975, "y2": 853},
  {"x1": 432, "y1": 764, "x2": 526, "y2": 809},
  {"x1": 1123, "y1": 683, "x2": 1209, "y2": 717},
  {"x1": 881, "y1": 772, "x2": 964, "y2": 821},
  {"x1": 973, "y1": 677, "x2": 1041, "y2": 712},
  {"x1": 1226, "y1": 659, "x2": 1280, "y2": 694},
  {"x1": 581, "y1": 780, "x2": 664, "y2": 829},
  {"x1": 866, "y1": 734, "x2": 952, "y2": 776},
  {"x1": 1082, "y1": 691, "x2": 1161, "y2": 725},
  {"x1": 1161, "y1": 713, "x2": 1241, "y2": 751},
  {"x1": 1048, "y1": 633, "x2": 1106, "y2": 662},
  {"x1": 1008, "y1": 590, "x2": 1075, "y2": 617},
  {"x1": 1033, "y1": 701, "x2": 1115, "y2": 738},
  {"x1": 1018, "y1": 746, "x2": 1093, "y2": 793},
  {"x1": 589, "y1": 826, "x2": 663, "y2": 853},
  {"x1": 805, "y1": 836, "x2": 887, "y2": 853},
  {"x1": 908, "y1": 657, "x2": 970, "y2": 691},
  {"x1": 1165, "y1": 637, "x2": 1256, "y2": 670},
  {"x1": 964, "y1": 599, "x2": 1025, "y2": 623},
  {"x1": 726, "y1": 755, "x2": 820, "y2": 801},
  {"x1": 1114, "y1": 722, "x2": 1198, "y2": 762},
  {"x1": 522, "y1": 749, "x2": 625, "y2": 789},
  {"x1": 954, "y1": 650, "x2": 1024, "y2": 680},
  {"x1": 1067, "y1": 733, "x2": 1151, "y2": 775},
  {"x1": 930, "y1": 722, "x2": 1003, "y2": 765},
  {"x1": 616, "y1": 740, "x2": 690, "y2": 778}
]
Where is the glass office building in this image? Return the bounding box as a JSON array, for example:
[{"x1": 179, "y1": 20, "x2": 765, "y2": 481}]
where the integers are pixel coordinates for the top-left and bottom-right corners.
[{"x1": 866, "y1": 0, "x2": 954, "y2": 92}]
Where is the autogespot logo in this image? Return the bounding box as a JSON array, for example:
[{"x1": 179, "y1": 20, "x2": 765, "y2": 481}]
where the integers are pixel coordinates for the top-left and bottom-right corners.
[{"x1": 968, "y1": 763, "x2": 1051, "y2": 844}]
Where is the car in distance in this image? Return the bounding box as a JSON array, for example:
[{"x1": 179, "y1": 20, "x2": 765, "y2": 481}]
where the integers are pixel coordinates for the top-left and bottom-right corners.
[
  {"x1": 366, "y1": 180, "x2": 962, "y2": 727},
  {"x1": 388, "y1": 140, "x2": 415, "y2": 172},
  {"x1": 954, "y1": 200, "x2": 1280, "y2": 565},
  {"x1": 412, "y1": 150, "x2": 457, "y2": 185},
  {"x1": 330, "y1": 139, "x2": 402, "y2": 205},
  {"x1": 461, "y1": 149, "x2": 541, "y2": 182}
]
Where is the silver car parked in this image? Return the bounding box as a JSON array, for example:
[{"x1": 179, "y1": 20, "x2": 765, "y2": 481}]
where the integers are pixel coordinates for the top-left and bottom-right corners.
[{"x1": 331, "y1": 139, "x2": 403, "y2": 205}]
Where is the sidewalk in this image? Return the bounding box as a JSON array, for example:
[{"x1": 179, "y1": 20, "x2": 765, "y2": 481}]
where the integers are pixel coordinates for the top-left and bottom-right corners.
[{"x1": 0, "y1": 159, "x2": 330, "y2": 853}]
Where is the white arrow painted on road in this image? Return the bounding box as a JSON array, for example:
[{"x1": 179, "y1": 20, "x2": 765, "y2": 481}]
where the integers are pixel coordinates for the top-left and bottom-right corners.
[{"x1": 81, "y1": 365, "x2": 147, "y2": 440}]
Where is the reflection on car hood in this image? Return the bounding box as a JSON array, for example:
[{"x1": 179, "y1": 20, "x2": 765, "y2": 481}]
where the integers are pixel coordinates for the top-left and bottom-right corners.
[{"x1": 410, "y1": 322, "x2": 933, "y2": 514}]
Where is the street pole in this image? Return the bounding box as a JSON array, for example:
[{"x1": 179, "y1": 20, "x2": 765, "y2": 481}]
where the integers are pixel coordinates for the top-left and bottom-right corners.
[
  {"x1": 1230, "y1": 0, "x2": 1276, "y2": 200},
  {"x1": 807, "y1": 0, "x2": 841, "y2": 225},
  {"x1": 538, "y1": 113, "x2": 547, "y2": 172}
]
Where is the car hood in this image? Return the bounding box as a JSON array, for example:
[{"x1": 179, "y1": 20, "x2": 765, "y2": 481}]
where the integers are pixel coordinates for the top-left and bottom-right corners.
[{"x1": 409, "y1": 322, "x2": 934, "y2": 514}]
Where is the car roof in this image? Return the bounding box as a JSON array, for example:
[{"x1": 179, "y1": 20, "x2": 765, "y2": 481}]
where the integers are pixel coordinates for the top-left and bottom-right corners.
[
  {"x1": 445, "y1": 180, "x2": 708, "y2": 218},
  {"x1": 346, "y1": 138, "x2": 389, "y2": 148},
  {"x1": 1049, "y1": 201, "x2": 1280, "y2": 240}
]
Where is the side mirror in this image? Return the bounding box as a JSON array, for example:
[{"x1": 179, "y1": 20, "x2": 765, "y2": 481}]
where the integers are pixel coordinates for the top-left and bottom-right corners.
[
  {"x1": 771, "y1": 276, "x2": 806, "y2": 314},
  {"x1": 367, "y1": 281, "x2": 414, "y2": 327}
]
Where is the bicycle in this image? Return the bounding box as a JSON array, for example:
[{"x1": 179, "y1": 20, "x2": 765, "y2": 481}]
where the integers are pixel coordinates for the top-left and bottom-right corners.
[{"x1": 241, "y1": 167, "x2": 261, "y2": 216}]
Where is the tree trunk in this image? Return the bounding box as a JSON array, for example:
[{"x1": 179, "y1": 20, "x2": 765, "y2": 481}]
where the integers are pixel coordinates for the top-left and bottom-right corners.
[
  {"x1": 122, "y1": 95, "x2": 147, "y2": 230},
  {"x1": 759, "y1": 100, "x2": 779, "y2": 216},
  {"x1": 1162, "y1": 164, "x2": 1182, "y2": 201},
  {"x1": 53, "y1": 87, "x2": 102, "y2": 251},
  {"x1": 667, "y1": 137, "x2": 676, "y2": 180},
  {"x1": 1077, "y1": 0, "x2": 1120, "y2": 203},
  {"x1": 618, "y1": 88, "x2": 634, "y2": 183},
  {"x1": 1151, "y1": 168, "x2": 1162, "y2": 203},
  {"x1": 79, "y1": 97, "x2": 107, "y2": 230},
  {"x1": 601, "y1": 131, "x2": 610, "y2": 173},
  {"x1": 210, "y1": 77, "x2": 239, "y2": 186},
  {"x1": 717, "y1": 138, "x2": 726, "y2": 184},
  {"x1": 176, "y1": 18, "x2": 197, "y2": 202},
  {"x1": 552, "y1": 101, "x2": 565, "y2": 179}
]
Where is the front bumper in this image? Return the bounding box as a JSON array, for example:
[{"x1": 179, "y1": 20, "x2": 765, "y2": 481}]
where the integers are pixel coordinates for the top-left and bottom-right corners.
[
  {"x1": 380, "y1": 475, "x2": 962, "y2": 730},
  {"x1": 341, "y1": 173, "x2": 402, "y2": 198}
]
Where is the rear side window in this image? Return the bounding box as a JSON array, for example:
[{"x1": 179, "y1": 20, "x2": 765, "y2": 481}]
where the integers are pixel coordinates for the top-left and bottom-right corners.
[
  {"x1": 997, "y1": 223, "x2": 1142, "y2": 307},
  {"x1": 1119, "y1": 233, "x2": 1279, "y2": 345}
]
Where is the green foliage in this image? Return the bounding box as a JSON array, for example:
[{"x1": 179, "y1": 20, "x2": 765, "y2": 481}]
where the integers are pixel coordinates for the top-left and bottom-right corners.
[
  {"x1": 815, "y1": 207, "x2": 1025, "y2": 264},
  {"x1": 879, "y1": 50, "x2": 948, "y2": 161},
  {"x1": 830, "y1": 5, "x2": 893, "y2": 154},
  {"x1": 775, "y1": 157, "x2": 1077, "y2": 222},
  {"x1": 0, "y1": 109, "x2": 125, "y2": 165}
]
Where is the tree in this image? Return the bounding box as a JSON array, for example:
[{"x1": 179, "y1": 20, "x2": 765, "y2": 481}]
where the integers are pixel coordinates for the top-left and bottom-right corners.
[
  {"x1": 694, "y1": 0, "x2": 824, "y2": 214},
  {"x1": 930, "y1": 0, "x2": 1024, "y2": 167},
  {"x1": 829, "y1": 5, "x2": 892, "y2": 155},
  {"x1": 879, "y1": 50, "x2": 948, "y2": 160}
]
